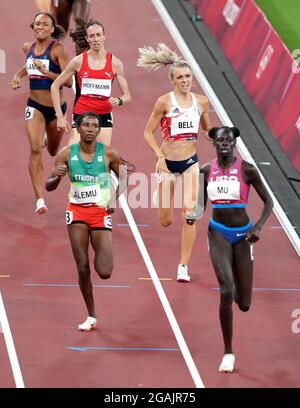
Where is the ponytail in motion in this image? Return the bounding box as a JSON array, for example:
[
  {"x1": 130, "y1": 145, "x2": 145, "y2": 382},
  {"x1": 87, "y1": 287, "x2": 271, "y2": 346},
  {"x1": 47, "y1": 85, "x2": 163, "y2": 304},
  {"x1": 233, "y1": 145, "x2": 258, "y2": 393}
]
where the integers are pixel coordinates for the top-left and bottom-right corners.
[
  {"x1": 70, "y1": 18, "x2": 105, "y2": 50},
  {"x1": 137, "y1": 43, "x2": 192, "y2": 79}
]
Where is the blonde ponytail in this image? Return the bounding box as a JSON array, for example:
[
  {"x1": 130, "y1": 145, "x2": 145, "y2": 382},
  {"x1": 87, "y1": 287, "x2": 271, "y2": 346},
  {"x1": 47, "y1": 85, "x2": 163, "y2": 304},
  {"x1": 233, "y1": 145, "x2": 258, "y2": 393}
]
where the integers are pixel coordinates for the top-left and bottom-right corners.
[{"x1": 137, "y1": 43, "x2": 192, "y2": 79}]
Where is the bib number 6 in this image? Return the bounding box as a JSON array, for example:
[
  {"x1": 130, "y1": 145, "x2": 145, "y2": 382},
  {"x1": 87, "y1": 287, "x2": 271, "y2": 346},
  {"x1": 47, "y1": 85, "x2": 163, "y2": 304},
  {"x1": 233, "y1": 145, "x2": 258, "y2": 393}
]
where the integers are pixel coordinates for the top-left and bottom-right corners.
[{"x1": 25, "y1": 106, "x2": 34, "y2": 120}]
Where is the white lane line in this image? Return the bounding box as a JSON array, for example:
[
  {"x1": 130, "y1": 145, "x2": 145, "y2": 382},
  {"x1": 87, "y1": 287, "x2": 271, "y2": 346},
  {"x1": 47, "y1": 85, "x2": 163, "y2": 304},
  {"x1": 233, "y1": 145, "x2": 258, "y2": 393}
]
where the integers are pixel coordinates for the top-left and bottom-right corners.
[
  {"x1": 72, "y1": 81, "x2": 204, "y2": 386},
  {"x1": 152, "y1": 0, "x2": 300, "y2": 257},
  {"x1": 0, "y1": 291, "x2": 25, "y2": 388},
  {"x1": 0, "y1": 49, "x2": 6, "y2": 73},
  {"x1": 112, "y1": 174, "x2": 204, "y2": 388}
]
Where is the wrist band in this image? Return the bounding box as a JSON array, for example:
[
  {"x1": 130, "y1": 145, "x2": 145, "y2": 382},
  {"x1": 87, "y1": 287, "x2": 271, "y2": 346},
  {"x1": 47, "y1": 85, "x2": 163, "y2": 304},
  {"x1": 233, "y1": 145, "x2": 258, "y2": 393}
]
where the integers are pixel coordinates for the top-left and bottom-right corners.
[{"x1": 117, "y1": 97, "x2": 123, "y2": 106}]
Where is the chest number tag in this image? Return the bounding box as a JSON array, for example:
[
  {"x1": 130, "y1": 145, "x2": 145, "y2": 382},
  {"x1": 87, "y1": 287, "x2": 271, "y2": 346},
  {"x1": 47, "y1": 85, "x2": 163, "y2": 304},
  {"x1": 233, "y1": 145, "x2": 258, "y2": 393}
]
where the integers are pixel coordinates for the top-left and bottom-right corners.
[{"x1": 66, "y1": 210, "x2": 73, "y2": 225}]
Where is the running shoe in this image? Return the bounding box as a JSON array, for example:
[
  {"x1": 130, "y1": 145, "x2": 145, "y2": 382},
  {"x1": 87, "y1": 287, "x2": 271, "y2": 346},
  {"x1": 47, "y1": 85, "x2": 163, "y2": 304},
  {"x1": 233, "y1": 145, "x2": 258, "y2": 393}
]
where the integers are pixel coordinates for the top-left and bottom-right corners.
[
  {"x1": 218, "y1": 353, "x2": 235, "y2": 373},
  {"x1": 36, "y1": 198, "x2": 47, "y2": 215},
  {"x1": 177, "y1": 264, "x2": 191, "y2": 283},
  {"x1": 78, "y1": 316, "x2": 97, "y2": 332}
]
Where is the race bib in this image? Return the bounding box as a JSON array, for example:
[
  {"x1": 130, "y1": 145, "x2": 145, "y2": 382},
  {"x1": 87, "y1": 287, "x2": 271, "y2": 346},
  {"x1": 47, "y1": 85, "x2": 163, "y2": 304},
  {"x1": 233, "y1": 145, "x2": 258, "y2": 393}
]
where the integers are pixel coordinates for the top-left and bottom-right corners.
[
  {"x1": 69, "y1": 184, "x2": 102, "y2": 204},
  {"x1": 170, "y1": 112, "x2": 199, "y2": 137},
  {"x1": 66, "y1": 210, "x2": 73, "y2": 225},
  {"x1": 26, "y1": 58, "x2": 49, "y2": 77},
  {"x1": 81, "y1": 78, "x2": 112, "y2": 97},
  {"x1": 25, "y1": 106, "x2": 35, "y2": 120},
  {"x1": 104, "y1": 215, "x2": 112, "y2": 229},
  {"x1": 207, "y1": 180, "x2": 241, "y2": 201}
]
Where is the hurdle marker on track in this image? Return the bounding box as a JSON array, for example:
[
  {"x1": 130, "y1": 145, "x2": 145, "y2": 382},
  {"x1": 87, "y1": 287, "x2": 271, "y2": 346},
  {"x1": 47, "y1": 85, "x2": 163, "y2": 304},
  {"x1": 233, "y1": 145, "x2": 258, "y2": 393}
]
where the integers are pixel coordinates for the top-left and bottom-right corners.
[
  {"x1": 152, "y1": 0, "x2": 300, "y2": 257},
  {"x1": 0, "y1": 291, "x2": 25, "y2": 388}
]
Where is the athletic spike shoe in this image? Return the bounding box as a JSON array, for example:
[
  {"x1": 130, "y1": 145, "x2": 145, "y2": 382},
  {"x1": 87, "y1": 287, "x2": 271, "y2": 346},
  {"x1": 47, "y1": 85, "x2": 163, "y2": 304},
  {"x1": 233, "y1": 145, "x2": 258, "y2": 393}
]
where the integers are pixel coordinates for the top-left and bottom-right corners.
[
  {"x1": 36, "y1": 198, "x2": 47, "y2": 215},
  {"x1": 78, "y1": 316, "x2": 97, "y2": 332},
  {"x1": 177, "y1": 264, "x2": 191, "y2": 283},
  {"x1": 218, "y1": 353, "x2": 235, "y2": 373}
]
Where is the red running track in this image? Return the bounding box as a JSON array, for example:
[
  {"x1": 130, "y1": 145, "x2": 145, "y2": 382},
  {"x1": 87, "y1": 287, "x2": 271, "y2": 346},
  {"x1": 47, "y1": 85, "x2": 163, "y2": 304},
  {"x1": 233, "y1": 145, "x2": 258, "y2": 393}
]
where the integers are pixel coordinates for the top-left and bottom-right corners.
[{"x1": 0, "y1": 0, "x2": 300, "y2": 388}]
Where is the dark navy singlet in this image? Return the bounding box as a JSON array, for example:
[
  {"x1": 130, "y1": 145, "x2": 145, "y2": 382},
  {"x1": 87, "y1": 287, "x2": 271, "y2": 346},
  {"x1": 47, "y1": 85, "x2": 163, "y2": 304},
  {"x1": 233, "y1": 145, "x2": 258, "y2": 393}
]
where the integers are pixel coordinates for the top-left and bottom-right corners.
[{"x1": 26, "y1": 40, "x2": 61, "y2": 90}]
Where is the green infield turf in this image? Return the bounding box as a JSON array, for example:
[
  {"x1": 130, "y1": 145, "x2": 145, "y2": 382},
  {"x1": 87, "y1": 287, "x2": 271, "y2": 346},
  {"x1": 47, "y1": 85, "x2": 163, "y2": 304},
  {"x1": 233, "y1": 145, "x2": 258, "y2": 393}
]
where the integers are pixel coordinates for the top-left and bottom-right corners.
[{"x1": 255, "y1": 0, "x2": 300, "y2": 53}]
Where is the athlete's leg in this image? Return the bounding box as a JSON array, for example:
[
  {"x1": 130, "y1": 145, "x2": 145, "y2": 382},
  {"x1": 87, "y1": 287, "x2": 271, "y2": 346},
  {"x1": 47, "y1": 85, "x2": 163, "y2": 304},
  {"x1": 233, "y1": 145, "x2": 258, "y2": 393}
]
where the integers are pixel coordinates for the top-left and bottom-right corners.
[
  {"x1": 180, "y1": 163, "x2": 199, "y2": 265},
  {"x1": 55, "y1": 0, "x2": 73, "y2": 32},
  {"x1": 68, "y1": 127, "x2": 80, "y2": 146},
  {"x1": 72, "y1": 0, "x2": 91, "y2": 22},
  {"x1": 208, "y1": 228, "x2": 234, "y2": 354},
  {"x1": 157, "y1": 172, "x2": 175, "y2": 227},
  {"x1": 90, "y1": 229, "x2": 113, "y2": 280},
  {"x1": 26, "y1": 108, "x2": 46, "y2": 201},
  {"x1": 67, "y1": 223, "x2": 96, "y2": 317},
  {"x1": 46, "y1": 118, "x2": 65, "y2": 156},
  {"x1": 34, "y1": 0, "x2": 55, "y2": 14},
  {"x1": 97, "y1": 127, "x2": 113, "y2": 146},
  {"x1": 233, "y1": 239, "x2": 254, "y2": 312}
]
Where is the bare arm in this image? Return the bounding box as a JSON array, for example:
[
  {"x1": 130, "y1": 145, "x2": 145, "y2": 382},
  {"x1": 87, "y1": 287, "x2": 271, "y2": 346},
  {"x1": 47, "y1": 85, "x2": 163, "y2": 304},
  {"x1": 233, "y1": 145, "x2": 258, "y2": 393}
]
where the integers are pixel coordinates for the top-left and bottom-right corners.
[
  {"x1": 45, "y1": 147, "x2": 70, "y2": 191},
  {"x1": 11, "y1": 43, "x2": 31, "y2": 89},
  {"x1": 52, "y1": 42, "x2": 72, "y2": 87},
  {"x1": 109, "y1": 56, "x2": 132, "y2": 107},
  {"x1": 51, "y1": 55, "x2": 82, "y2": 131},
  {"x1": 242, "y1": 161, "x2": 273, "y2": 242},
  {"x1": 105, "y1": 146, "x2": 126, "y2": 212},
  {"x1": 198, "y1": 95, "x2": 212, "y2": 141},
  {"x1": 144, "y1": 95, "x2": 170, "y2": 173},
  {"x1": 11, "y1": 65, "x2": 27, "y2": 89}
]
